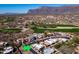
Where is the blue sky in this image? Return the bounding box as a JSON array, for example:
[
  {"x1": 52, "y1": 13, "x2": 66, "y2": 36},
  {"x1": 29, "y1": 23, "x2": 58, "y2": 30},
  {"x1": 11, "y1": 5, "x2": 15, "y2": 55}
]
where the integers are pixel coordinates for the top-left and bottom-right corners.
[{"x1": 0, "y1": 4, "x2": 78, "y2": 14}]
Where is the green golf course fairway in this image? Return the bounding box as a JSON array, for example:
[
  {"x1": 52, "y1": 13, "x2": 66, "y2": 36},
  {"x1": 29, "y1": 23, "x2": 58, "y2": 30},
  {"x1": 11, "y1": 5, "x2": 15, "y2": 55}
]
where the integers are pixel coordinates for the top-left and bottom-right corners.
[
  {"x1": 31, "y1": 24, "x2": 79, "y2": 33},
  {"x1": 0, "y1": 28, "x2": 21, "y2": 33}
]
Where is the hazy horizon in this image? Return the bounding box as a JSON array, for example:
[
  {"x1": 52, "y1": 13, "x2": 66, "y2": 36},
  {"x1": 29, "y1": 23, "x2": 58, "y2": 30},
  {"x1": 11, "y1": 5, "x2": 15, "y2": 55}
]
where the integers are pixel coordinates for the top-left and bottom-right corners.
[{"x1": 0, "y1": 4, "x2": 79, "y2": 14}]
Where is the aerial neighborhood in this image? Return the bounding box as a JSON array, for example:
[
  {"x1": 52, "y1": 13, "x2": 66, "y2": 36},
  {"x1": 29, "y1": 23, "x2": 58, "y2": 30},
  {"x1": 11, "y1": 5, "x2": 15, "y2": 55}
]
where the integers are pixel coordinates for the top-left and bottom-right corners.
[{"x1": 0, "y1": 5, "x2": 79, "y2": 54}]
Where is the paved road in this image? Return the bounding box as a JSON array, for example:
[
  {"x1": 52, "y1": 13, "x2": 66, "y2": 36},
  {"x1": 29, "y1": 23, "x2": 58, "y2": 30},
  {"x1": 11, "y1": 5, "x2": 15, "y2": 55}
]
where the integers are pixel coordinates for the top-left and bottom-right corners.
[
  {"x1": 28, "y1": 36, "x2": 71, "y2": 45},
  {"x1": 30, "y1": 49, "x2": 38, "y2": 54}
]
